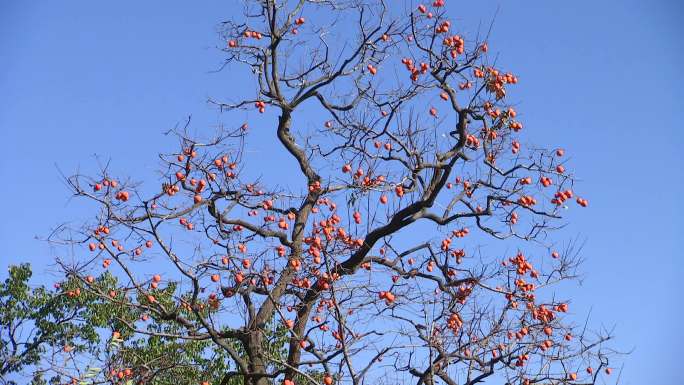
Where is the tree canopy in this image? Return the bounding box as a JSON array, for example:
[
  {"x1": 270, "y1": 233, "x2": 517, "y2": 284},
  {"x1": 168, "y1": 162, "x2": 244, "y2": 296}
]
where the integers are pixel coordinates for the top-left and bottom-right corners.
[{"x1": 2, "y1": 1, "x2": 618, "y2": 385}]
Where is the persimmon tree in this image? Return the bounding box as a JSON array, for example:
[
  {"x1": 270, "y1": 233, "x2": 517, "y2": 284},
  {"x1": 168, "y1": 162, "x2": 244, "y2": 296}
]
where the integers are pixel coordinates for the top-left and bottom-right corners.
[{"x1": 49, "y1": 1, "x2": 616, "y2": 384}]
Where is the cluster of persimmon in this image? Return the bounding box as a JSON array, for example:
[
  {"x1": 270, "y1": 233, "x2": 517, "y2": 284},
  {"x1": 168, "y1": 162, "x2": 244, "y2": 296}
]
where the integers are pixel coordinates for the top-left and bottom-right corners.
[
  {"x1": 513, "y1": 278, "x2": 535, "y2": 297},
  {"x1": 214, "y1": 156, "x2": 238, "y2": 173},
  {"x1": 465, "y1": 133, "x2": 481, "y2": 149},
  {"x1": 178, "y1": 217, "x2": 195, "y2": 231},
  {"x1": 87, "y1": 228, "x2": 153, "y2": 259},
  {"x1": 454, "y1": 284, "x2": 473, "y2": 304},
  {"x1": 290, "y1": 275, "x2": 313, "y2": 289},
  {"x1": 243, "y1": 29, "x2": 263, "y2": 40},
  {"x1": 481, "y1": 127, "x2": 499, "y2": 141},
  {"x1": 439, "y1": 227, "x2": 469, "y2": 252},
  {"x1": 277, "y1": 214, "x2": 295, "y2": 230},
  {"x1": 550, "y1": 189, "x2": 574, "y2": 206},
  {"x1": 400, "y1": 57, "x2": 429, "y2": 82},
  {"x1": 450, "y1": 248, "x2": 466, "y2": 264},
  {"x1": 458, "y1": 80, "x2": 473, "y2": 90},
  {"x1": 509, "y1": 252, "x2": 539, "y2": 279},
  {"x1": 291, "y1": 16, "x2": 305, "y2": 34},
  {"x1": 519, "y1": 176, "x2": 533, "y2": 185},
  {"x1": 308, "y1": 214, "x2": 366, "y2": 250},
  {"x1": 482, "y1": 67, "x2": 519, "y2": 101},
  {"x1": 226, "y1": 28, "x2": 265, "y2": 48},
  {"x1": 446, "y1": 312, "x2": 463, "y2": 333},
  {"x1": 91, "y1": 178, "x2": 119, "y2": 193},
  {"x1": 447, "y1": 178, "x2": 474, "y2": 198},
  {"x1": 482, "y1": 102, "x2": 524, "y2": 137},
  {"x1": 378, "y1": 290, "x2": 396, "y2": 304},
  {"x1": 511, "y1": 325, "x2": 533, "y2": 341},
  {"x1": 114, "y1": 190, "x2": 129, "y2": 202},
  {"x1": 416, "y1": 4, "x2": 433, "y2": 18},
  {"x1": 308, "y1": 180, "x2": 322, "y2": 192},
  {"x1": 164, "y1": 182, "x2": 181, "y2": 196},
  {"x1": 254, "y1": 100, "x2": 266, "y2": 113},
  {"x1": 341, "y1": 164, "x2": 386, "y2": 190},
  {"x1": 453, "y1": 227, "x2": 469, "y2": 238},
  {"x1": 509, "y1": 211, "x2": 519, "y2": 224},
  {"x1": 517, "y1": 195, "x2": 537, "y2": 207},
  {"x1": 522, "y1": 305, "x2": 561, "y2": 347},
  {"x1": 509, "y1": 120, "x2": 523, "y2": 132},
  {"x1": 92, "y1": 224, "x2": 110, "y2": 237},
  {"x1": 442, "y1": 34, "x2": 465, "y2": 58},
  {"x1": 576, "y1": 196, "x2": 589, "y2": 207},
  {"x1": 108, "y1": 367, "x2": 134, "y2": 382},
  {"x1": 435, "y1": 20, "x2": 451, "y2": 34},
  {"x1": 64, "y1": 287, "x2": 81, "y2": 298}
]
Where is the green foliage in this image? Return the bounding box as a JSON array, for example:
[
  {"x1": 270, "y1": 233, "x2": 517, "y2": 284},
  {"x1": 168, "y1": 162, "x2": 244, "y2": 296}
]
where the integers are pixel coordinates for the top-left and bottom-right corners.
[
  {"x1": 0, "y1": 264, "x2": 95, "y2": 380},
  {"x1": 1, "y1": 264, "x2": 321, "y2": 385}
]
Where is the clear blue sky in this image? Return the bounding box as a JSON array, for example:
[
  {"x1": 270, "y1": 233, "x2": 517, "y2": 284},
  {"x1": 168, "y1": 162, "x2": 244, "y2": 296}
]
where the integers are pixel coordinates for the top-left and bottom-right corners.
[{"x1": 1, "y1": 1, "x2": 682, "y2": 384}]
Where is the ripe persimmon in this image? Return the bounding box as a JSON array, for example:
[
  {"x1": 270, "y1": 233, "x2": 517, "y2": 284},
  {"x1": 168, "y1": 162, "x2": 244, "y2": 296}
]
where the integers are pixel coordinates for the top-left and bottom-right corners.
[{"x1": 395, "y1": 185, "x2": 404, "y2": 197}]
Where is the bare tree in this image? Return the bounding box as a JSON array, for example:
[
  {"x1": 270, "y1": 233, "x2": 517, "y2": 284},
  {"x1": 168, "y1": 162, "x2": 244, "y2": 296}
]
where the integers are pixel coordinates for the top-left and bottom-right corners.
[{"x1": 48, "y1": 1, "x2": 617, "y2": 384}]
